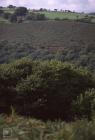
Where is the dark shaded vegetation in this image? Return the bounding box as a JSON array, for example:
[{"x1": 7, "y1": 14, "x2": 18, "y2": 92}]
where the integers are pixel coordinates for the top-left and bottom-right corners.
[
  {"x1": 0, "y1": 21, "x2": 95, "y2": 71},
  {"x1": 26, "y1": 12, "x2": 47, "y2": 21},
  {"x1": 2, "y1": 12, "x2": 11, "y2": 20},
  {"x1": 0, "y1": 7, "x2": 47, "y2": 23},
  {"x1": 14, "y1": 7, "x2": 28, "y2": 16},
  {"x1": 0, "y1": 58, "x2": 95, "y2": 121},
  {"x1": 0, "y1": 9, "x2": 3, "y2": 15},
  {"x1": 0, "y1": 7, "x2": 47, "y2": 24}
]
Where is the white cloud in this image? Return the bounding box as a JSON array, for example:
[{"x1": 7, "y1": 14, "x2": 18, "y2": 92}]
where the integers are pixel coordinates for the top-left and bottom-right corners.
[{"x1": 0, "y1": 0, "x2": 95, "y2": 12}]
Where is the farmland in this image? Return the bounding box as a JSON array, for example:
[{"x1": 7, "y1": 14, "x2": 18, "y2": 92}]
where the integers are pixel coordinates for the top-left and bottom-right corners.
[
  {"x1": 33, "y1": 11, "x2": 86, "y2": 20},
  {"x1": 0, "y1": 20, "x2": 95, "y2": 70}
]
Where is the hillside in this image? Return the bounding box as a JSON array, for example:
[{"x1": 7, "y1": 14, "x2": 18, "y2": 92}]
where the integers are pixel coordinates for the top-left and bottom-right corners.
[
  {"x1": 0, "y1": 7, "x2": 95, "y2": 140},
  {"x1": 0, "y1": 20, "x2": 95, "y2": 70}
]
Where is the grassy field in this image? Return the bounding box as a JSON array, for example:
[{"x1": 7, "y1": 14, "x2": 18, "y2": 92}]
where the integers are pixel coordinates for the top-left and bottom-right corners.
[
  {"x1": 0, "y1": 17, "x2": 10, "y2": 24},
  {"x1": 34, "y1": 11, "x2": 86, "y2": 20}
]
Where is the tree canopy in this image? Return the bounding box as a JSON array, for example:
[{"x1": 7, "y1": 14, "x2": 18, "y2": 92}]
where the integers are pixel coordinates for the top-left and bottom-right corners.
[{"x1": 14, "y1": 7, "x2": 28, "y2": 16}]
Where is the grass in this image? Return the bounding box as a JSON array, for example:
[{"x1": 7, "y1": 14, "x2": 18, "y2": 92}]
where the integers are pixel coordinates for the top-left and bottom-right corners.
[
  {"x1": 34, "y1": 11, "x2": 86, "y2": 20},
  {"x1": 0, "y1": 114, "x2": 95, "y2": 140},
  {"x1": 0, "y1": 17, "x2": 10, "y2": 24},
  {"x1": 2, "y1": 7, "x2": 15, "y2": 14}
]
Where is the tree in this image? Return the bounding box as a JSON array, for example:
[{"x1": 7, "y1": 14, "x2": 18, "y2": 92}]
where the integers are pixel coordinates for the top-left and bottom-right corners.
[
  {"x1": 0, "y1": 6, "x2": 3, "y2": 9},
  {"x1": 9, "y1": 14, "x2": 17, "y2": 23},
  {"x1": 26, "y1": 12, "x2": 36, "y2": 20},
  {"x1": 0, "y1": 9, "x2": 3, "y2": 15},
  {"x1": 7, "y1": 5, "x2": 16, "y2": 9},
  {"x1": 3, "y1": 12, "x2": 11, "y2": 19},
  {"x1": 14, "y1": 7, "x2": 28, "y2": 16},
  {"x1": 54, "y1": 9, "x2": 58, "y2": 12}
]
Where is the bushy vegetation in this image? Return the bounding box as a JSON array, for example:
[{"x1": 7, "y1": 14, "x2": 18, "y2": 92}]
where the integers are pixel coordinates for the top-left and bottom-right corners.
[
  {"x1": 0, "y1": 58, "x2": 95, "y2": 121},
  {"x1": 0, "y1": 7, "x2": 47, "y2": 23},
  {"x1": 1, "y1": 114, "x2": 95, "y2": 140},
  {"x1": 26, "y1": 12, "x2": 46, "y2": 20},
  {"x1": 0, "y1": 21, "x2": 95, "y2": 71}
]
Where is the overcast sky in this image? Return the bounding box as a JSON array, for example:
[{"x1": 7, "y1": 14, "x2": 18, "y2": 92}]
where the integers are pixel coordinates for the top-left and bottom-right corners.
[{"x1": 0, "y1": 0, "x2": 95, "y2": 12}]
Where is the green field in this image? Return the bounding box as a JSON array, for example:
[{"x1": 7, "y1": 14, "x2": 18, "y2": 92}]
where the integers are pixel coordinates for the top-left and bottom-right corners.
[
  {"x1": 2, "y1": 7, "x2": 14, "y2": 13},
  {"x1": 34, "y1": 11, "x2": 86, "y2": 20}
]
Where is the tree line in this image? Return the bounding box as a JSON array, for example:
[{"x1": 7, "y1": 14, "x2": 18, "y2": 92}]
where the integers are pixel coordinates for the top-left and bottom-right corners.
[{"x1": 0, "y1": 7, "x2": 46, "y2": 23}]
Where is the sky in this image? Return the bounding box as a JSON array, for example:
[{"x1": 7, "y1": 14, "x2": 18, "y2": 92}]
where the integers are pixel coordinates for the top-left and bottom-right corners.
[{"x1": 0, "y1": 0, "x2": 95, "y2": 12}]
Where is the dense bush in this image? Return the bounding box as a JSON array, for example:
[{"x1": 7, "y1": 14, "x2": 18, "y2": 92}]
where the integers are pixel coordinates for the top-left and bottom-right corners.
[
  {"x1": 73, "y1": 89, "x2": 95, "y2": 120},
  {"x1": 3, "y1": 12, "x2": 12, "y2": 19},
  {"x1": 26, "y1": 12, "x2": 36, "y2": 20},
  {"x1": 7, "y1": 5, "x2": 16, "y2": 9},
  {"x1": 54, "y1": 17, "x2": 61, "y2": 20},
  {"x1": 0, "y1": 58, "x2": 95, "y2": 121},
  {"x1": 0, "y1": 39, "x2": 94, "y2": 71},
  {"x1": 77, "y1": 17, "x2": 92, "y2": 23},
  {"x1": 26, "y1": 12, "x2": 46, "y2": 20},
  {"x1": 0, "y1": 9, "x2": 3, "y2": 15},
  {"x1": 14, "y1": 7, "x2": 28, "y2": 16},
  {"x1": 36, "y1": 13, "x2": 46, "y2": 20},
  {"x1": 9, "y1": 14, "x2": 17, "y2": 23},
  {"x1": 0, "y1": 21, "x2": 94, "y2": 70}
]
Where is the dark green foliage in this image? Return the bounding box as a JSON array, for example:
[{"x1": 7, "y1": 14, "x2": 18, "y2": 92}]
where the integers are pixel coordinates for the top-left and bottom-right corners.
[
  {"x1": 14, "y1": 7, "x2": 28, "y2": 16},
  {"x1": 54, "y1": 17, "x2": 61, "y2": 20},
  {"x1": 0, "y1": 9, "x2": 3, "y2": 15},
  {"x1": 36, "y1": 13, "x2": 46, "y2": 20},
  {"x1": 26, "y1": 12, "x2": 36, "y2": 20},
  {"x1": 3, "y1": 12, "x2": 12, "y2": 19},
  {"x1": 9, "y1": 14, "x2": 17, "y2": 22},
  {"x1": 76, "y1": 16, "x2": 92, "y2": 23},
  {"x1": 7, "y1": 5, "x2": 16, "y2": 9},
  {"x1": 73, "y1": 89, "x2": 95, "y2": 120},
  {"x1": 0, "y1": 58, "x2": 95, "y2": 121},
  {"x1": 26, "y1": 12, "x2": 46, "y2": 20}
]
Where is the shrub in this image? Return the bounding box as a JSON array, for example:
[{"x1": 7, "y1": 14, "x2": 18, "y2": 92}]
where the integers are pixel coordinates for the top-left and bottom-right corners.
[
  {"x1": 26, "y1": 13, "x2": 46, "y2": 21},
  {"x1": 9, "y1": 14, "x2": 17, "y2": 23},
  {"x1": 0, "y1": 59, "x2": 95, "y2": 120},
  {"x1": 73, "y1": 89, "x2": 95, "y2": 120},
  {"x1": 3, "y1": 12, "x2": 12, "y2": 19},
  {"x1": 26, "y1": 13, "x2": 36, "y2": 20},
  {"x1": 36, "y1": 13, "x2": 46, "y2": 20},
  {"x1": 14, "y1": 7, "x2": 28, "y2": 16},
  {"x1": 15, "y1": 59, "x2": 95, "y2": 120},
  {"x1": 0, "y1": 9, "x2": 3, "y2": 15},
  {"x1": 54, "y1": 17, "x2": 61, "y2": 20},
  {"x1": 77, "y1": 17, "x2": 92, "y2": 23}
]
